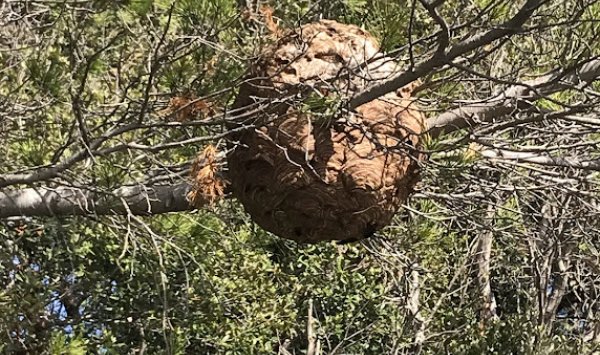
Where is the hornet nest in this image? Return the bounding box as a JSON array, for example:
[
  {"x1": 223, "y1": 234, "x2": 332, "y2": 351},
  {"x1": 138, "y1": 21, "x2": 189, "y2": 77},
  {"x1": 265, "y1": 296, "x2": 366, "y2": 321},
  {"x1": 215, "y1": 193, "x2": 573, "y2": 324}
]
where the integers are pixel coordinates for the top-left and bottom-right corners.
[{"x1": 191, "y1": 20, "x2": 425, "y2": 243}]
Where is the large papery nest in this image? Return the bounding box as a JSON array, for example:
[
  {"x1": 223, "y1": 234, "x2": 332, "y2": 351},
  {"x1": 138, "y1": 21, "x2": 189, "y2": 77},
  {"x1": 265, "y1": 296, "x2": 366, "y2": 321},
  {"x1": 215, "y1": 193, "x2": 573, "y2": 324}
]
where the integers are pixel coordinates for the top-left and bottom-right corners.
[{"x1": 226, "y1": 20, "x2": 425, "y2": 243}]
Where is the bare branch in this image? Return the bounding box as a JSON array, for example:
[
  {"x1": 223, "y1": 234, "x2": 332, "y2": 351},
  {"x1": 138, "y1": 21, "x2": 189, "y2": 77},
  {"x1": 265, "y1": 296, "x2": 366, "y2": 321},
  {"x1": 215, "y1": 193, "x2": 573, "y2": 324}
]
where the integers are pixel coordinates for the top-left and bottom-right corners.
[
  {"x1": 475, "y1": 204, "x2": 498, "y2": 327},
  {"x1": 407, "y1": 264, "x2": 426, "y2": 353},
  {"x1": 349, "y1": 0, "x2": 547, "y2": 109},
  {"x1": 479, "y1": 147, "x2": 600, "y2": 171},
  {"x1": 0, "y1": 183, "x2": 193, "y2": 218},
  {"x1": 427, "y1": 58, "x2": 600, "y2": 137},
  {"x1": 307, "y1": 299, "x2": 318, "y2": 355}
]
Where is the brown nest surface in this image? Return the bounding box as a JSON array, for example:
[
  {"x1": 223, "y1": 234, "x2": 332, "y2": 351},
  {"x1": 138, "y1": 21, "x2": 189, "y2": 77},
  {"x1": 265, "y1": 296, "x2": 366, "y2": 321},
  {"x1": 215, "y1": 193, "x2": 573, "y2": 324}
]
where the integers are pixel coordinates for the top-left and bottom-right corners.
[{"x1": 225, "y1": 20, "x2": 425, "y2": 243}]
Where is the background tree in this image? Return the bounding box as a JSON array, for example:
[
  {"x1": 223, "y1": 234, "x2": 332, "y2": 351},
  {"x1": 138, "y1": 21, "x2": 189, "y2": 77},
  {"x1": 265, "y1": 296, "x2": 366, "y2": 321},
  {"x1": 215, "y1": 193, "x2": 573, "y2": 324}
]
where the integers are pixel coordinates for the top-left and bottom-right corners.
[{"x1": 1, "y1": 0, "x2": 600, "y2": 353}]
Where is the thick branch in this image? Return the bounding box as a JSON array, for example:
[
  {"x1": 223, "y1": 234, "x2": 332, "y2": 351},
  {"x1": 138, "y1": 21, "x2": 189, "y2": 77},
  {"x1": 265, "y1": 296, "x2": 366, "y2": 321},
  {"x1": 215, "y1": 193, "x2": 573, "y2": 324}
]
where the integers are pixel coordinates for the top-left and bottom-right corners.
[
  {"x1": 476, "y1": 205, "x2": 498, "y2": 326},
  {"x1": 407, "y1": 264, "x2": 426, "y2": 353},
  {"x1": 426, "y1": 58, "x2": 600, "y2": 137},
  {"x1": 306, "y1": 299, "x2": 318, "y2": 355},
  {"x1": 349, "y1": 0, "x2": 546, "y2": 109},
  {"x1": 0, "y1": 183, "x2": 193, "y2": 218}
]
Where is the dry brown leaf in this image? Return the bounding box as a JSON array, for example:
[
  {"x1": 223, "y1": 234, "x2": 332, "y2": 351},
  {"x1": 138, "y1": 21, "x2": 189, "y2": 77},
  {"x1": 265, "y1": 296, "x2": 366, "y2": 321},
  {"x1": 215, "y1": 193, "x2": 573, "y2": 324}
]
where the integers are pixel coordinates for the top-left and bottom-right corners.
[
  {"x1": 187, "y1": 145, "x2": 227, "y2": 208},
  {"x1": 159, "y1": 96, "x2": 215, "y2": 122},
  {"x1": 259, "y1": 5, "x2": 281, "y2": 37}
]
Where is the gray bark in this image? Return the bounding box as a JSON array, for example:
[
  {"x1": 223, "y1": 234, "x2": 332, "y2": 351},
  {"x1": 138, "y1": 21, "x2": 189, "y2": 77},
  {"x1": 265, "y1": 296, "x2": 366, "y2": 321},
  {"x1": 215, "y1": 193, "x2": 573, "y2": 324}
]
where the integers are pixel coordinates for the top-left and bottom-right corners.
[
  {"x1": 476, "y1": 205, "x2": 498, "y2": 325},
  {"x1": 426, "y1": 58, "x2": 600, "y2": 137},
  {"x1": 350, "y1": 0, "x2": 547, "y2": 109},
  {"x1": 0, "y1": 183, "x2": 192, "y2": 218},
  {"x1": 407, "y1": 265, "x2": 426, "y2": 353}
]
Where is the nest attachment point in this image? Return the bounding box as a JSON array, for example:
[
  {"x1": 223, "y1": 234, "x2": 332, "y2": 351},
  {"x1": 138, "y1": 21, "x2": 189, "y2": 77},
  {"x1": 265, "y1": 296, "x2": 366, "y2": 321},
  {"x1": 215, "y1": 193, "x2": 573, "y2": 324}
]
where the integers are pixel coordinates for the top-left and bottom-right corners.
[{"x1": 222, "y1": 20, "x2": 425, "y2": 243}]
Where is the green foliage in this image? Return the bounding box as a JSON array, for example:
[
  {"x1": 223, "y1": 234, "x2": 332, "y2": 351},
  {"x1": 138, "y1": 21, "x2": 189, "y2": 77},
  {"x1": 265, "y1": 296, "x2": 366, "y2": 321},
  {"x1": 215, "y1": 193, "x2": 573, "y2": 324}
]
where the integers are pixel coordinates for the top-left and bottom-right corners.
[{"x1": 49, "y1": 332, "x2": 88, "y2": 355}]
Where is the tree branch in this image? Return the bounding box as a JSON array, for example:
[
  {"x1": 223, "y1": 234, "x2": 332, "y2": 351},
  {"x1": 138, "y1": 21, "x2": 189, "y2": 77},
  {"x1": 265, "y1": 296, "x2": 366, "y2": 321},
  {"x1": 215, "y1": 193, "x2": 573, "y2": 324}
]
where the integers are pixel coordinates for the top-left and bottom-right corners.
[
  {"x1": 407, "y1": 264, "x2": 426, "y2": 353},
  {"x1": 479, "y1": 147, "x2": 600, "y2": 171},
  {"x1": 349, "y1": 0, "x2": 547, "y2": 109},
  {"x1": 426, "y1": 58, "x2": 600, "y2": 137},
  {"x1": 0, "y1": 183, "x2": 193, "y2": 218},
  {"x1": 476, "y1": 204, "x2": 498, "y2": 327}
]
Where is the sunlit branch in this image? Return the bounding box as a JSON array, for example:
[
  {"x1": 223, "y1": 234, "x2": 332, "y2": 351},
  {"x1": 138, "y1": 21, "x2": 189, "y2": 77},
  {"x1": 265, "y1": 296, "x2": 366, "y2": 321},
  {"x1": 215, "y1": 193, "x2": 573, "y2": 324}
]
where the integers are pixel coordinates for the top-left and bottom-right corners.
[
  {"x1": 0, "y1": 183, "x2": 193, "y2": 218},
  {"x1": 426, "y1": 58, "x2": 600, "y2": 137}
]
